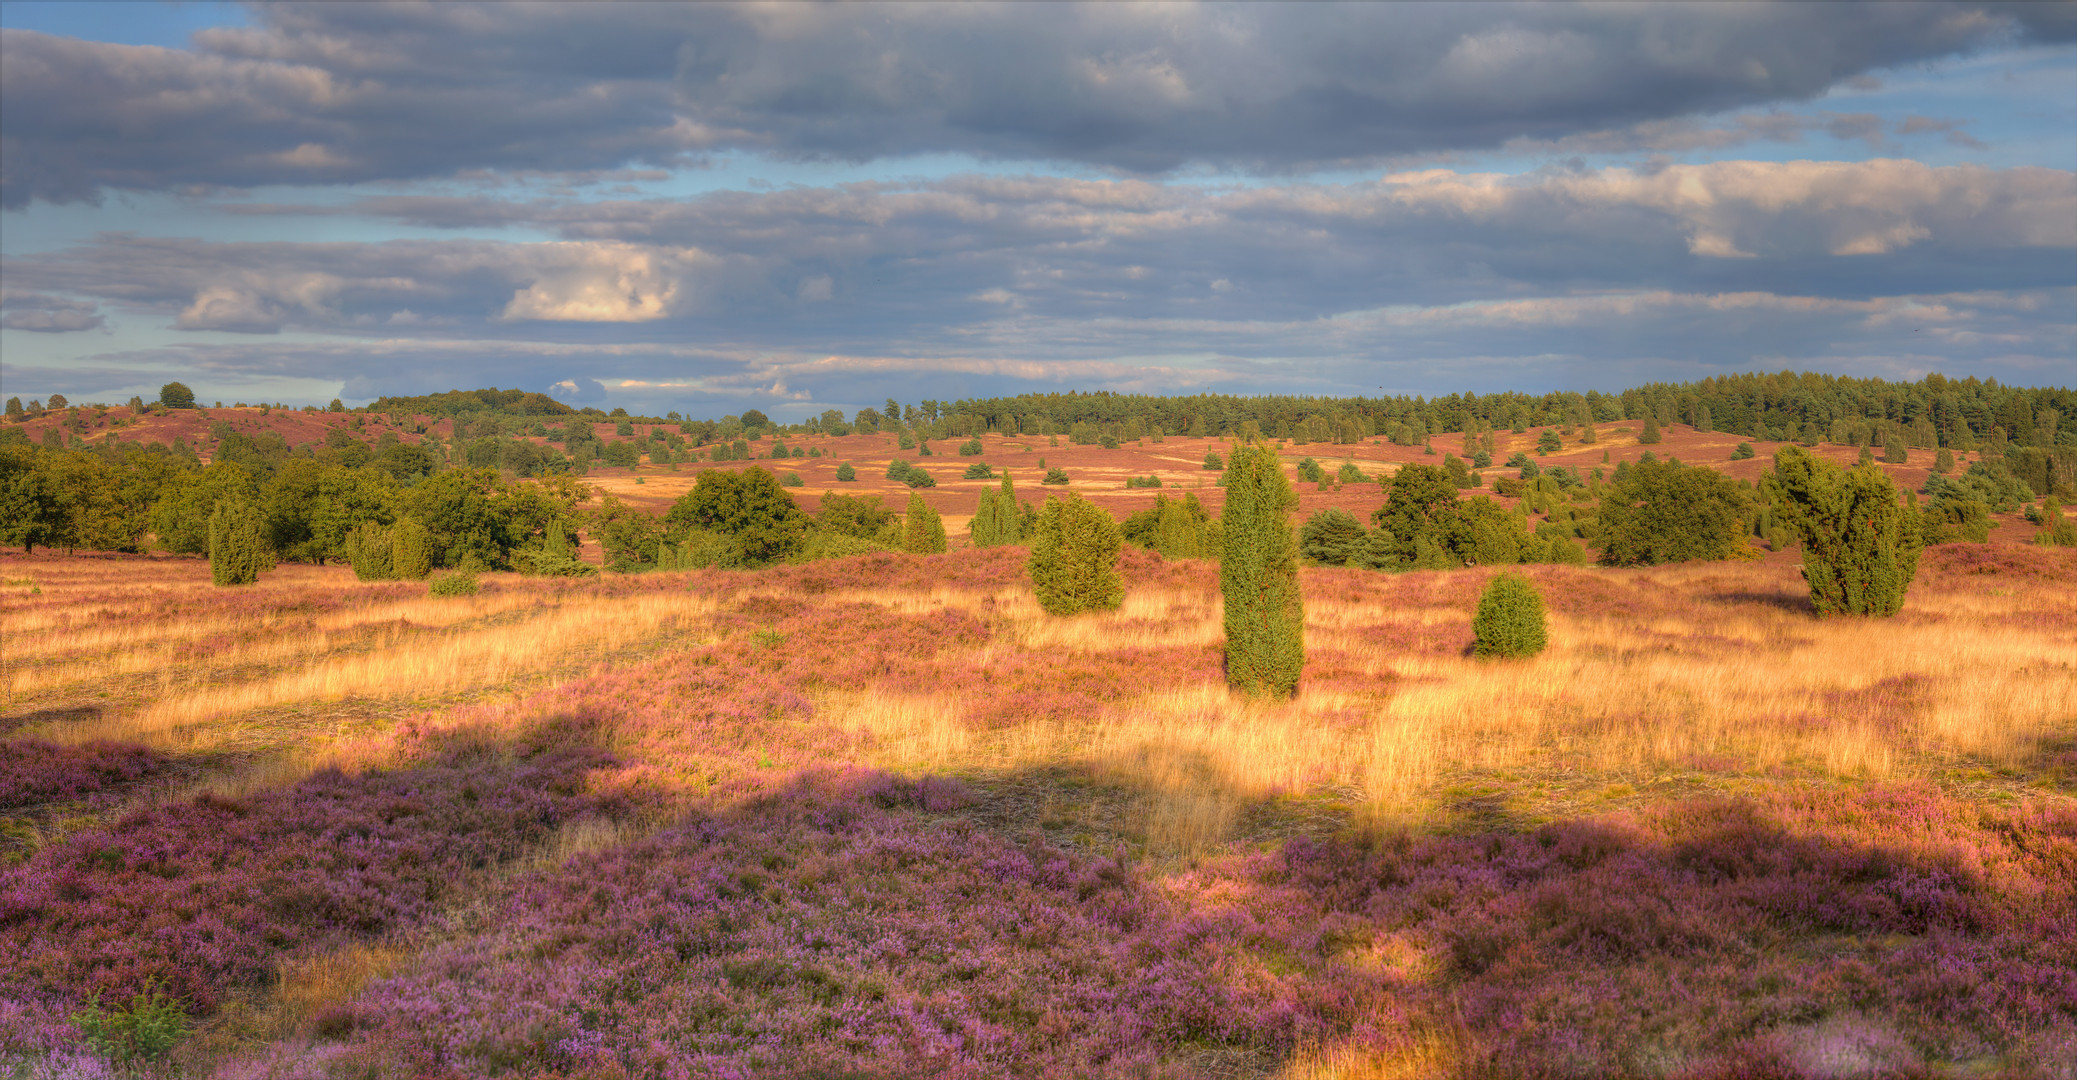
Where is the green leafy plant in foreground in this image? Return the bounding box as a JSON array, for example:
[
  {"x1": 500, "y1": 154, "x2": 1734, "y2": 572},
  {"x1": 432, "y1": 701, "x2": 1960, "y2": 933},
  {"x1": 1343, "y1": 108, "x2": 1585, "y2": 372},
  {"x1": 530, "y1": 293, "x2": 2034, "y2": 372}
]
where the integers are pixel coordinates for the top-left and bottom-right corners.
[{"x1": 72, "y1": 979, "x2": 192, "y2": 1062}]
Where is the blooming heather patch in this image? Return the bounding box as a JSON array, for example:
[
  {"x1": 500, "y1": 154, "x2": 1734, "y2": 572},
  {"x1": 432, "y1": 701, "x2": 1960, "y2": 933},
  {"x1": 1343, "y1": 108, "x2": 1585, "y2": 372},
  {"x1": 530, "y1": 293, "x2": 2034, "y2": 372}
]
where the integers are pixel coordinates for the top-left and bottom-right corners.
[
  {"x1": 226, "y1": 770, "x2": 1393, "y2": 1079},
  {"x1": 0, "y1": 741, "x2": 166, "y2": 808},
  {"x1": 1270, "y1": 783, "x2": 2077, "y2": 1074},
  {"x1": 0, "y1": 724, "x2": 618, "y2": 1014}
]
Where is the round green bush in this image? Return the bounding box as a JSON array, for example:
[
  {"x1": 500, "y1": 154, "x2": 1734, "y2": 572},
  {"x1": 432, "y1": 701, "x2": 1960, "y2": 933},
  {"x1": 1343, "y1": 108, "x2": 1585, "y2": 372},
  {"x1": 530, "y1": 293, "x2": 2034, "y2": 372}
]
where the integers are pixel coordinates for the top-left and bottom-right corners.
[{"x1": 1472, "y1": 573, "x2": 1547, "y2": 659}]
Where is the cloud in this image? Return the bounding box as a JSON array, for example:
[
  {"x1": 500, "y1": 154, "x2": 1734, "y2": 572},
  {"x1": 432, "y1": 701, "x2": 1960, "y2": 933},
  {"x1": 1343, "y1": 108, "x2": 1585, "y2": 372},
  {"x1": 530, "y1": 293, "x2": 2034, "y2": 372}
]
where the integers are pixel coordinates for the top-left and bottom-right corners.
[
  {"x1": 5, "y1": 3, "x2": 2070, "y2": 205},
  {"x1": 501, "y1": 243, "x2": 706, "y2": 322},
  {"x1": 0, "y1": 291, "x2": 104, "y2": 332},
  {"x1": 548, "y1": 376, "x2": 607, "y2": 402},
  {"x1": 4, "y1": 159, "x2": 2068, "y2": 406}
]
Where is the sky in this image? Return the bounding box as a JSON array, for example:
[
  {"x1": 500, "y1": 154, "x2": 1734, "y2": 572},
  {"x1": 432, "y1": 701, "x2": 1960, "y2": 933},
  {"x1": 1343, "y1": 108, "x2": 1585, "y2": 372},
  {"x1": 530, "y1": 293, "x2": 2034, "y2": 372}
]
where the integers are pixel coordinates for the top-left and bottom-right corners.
[{"x1": 1, "y1": 2, "x2": 2072, "y2": 420}]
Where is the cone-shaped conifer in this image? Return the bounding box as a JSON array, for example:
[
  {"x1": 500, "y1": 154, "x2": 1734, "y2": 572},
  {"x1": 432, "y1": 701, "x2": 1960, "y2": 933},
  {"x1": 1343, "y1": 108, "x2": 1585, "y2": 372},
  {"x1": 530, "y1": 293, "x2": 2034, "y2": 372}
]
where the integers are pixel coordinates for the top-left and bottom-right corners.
[{"x1": 1221, "y1": 442, "x2": 1303, "y2": 697}]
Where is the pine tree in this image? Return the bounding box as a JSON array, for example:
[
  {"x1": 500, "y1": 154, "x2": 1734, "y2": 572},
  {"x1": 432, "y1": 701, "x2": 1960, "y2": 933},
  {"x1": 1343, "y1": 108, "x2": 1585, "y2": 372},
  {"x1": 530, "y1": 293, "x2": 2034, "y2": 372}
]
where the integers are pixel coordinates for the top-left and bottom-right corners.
[
  {"x1": 836, "y1": 462, "x2": 856, "y2": 481},
  {"x1": 1695, "y1": 404, "x2": 1713, "y2": 433},
  {"x1": 1766, "y1": 446, "x2": 1923, "y2": 617},
  {"x1": 902, "y1": 492, "x2": 946, "y2": 554},
  {"x1": 1026, "y1": 494, "x2": 1123, "y2": 616},
  {"x1": 390, "y1": 518, "x2": 433, "y2": 580},
  {"x1": 208, "y1": 498, "x2": 271, "y2": 586},
  {"x1": 1221, "y1": 442, "x2": 1303, "y2": 697},
  {"x1": 1473, "y1": 573, "x2": 1547, "y2": 658},
  {"x1": 1638, "y1": 412, "x2": 1662, "y2": 444},
  {"x1": 1883, "y1": 427, "x2": 1908, "y2": 464},
  {"x1": 1932, "y1": 448, "x2": 1953, "y2": 475}
]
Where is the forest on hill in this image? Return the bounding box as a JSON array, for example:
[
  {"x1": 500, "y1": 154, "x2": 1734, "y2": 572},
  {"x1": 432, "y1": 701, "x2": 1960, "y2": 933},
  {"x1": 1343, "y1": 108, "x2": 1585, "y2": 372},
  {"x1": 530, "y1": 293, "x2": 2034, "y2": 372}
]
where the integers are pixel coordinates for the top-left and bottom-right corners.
[{"x1": 2, "y1": 371, "x2": 2072, "y2": 575}]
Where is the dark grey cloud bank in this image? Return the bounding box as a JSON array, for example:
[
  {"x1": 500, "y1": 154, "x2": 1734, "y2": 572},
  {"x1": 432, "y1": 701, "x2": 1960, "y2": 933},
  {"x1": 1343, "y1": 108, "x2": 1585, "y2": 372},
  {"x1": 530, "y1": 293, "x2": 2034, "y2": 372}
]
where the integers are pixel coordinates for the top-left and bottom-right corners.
[
  {"x1": 5, "y1": 2, "x2": 2073, "y2": 206},
  {"x1": 14, "y1": 162, "x2": 2069, "y2": 338},
  {"x1": 9, "y1": 160, "x2": 2069, "y2": 409}
]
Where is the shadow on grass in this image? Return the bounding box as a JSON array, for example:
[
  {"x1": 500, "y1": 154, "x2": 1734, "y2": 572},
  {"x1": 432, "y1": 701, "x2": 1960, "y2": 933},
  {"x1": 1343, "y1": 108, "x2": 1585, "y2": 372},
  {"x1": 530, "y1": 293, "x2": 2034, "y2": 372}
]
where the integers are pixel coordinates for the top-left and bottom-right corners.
[{"x1": 65, "y1": 739, "x2": 2061, "y2": 1080}]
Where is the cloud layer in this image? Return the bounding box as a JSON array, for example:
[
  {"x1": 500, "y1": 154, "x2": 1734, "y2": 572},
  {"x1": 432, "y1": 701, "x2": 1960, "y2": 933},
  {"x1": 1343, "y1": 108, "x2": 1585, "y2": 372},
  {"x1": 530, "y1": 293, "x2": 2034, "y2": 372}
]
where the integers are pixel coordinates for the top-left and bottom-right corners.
[{"x1": 6, "y1": 2, "x2": 2074, "y2": 206}]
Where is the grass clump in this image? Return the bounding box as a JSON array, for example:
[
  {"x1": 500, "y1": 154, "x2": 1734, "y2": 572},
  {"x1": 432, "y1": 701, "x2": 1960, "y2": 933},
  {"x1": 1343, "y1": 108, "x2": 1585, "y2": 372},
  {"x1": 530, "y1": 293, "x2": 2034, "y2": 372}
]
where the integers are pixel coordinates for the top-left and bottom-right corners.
[{"x1": 1472, "y1": 573, "x2": 1547, "y2": 658}]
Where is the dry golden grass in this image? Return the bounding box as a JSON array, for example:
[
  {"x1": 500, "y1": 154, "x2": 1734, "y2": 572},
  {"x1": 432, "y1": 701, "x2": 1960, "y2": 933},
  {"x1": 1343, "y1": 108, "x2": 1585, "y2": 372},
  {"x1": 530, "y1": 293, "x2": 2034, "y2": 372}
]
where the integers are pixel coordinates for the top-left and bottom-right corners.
[
  {"x1": 818, "y1": 557, "x2": 2077, "y2": 855},
  {"x1": 10, "y1": 548, "x2": 2074, "y2": 865}
]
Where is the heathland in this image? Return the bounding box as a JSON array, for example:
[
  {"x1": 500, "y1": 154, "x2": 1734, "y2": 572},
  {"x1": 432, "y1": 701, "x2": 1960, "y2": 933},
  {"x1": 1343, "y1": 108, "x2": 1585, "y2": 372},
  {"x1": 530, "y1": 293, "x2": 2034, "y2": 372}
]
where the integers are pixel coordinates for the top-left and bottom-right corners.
[{"x1": 2, "y1": 376, "x2": 2074, "y2": 1078}]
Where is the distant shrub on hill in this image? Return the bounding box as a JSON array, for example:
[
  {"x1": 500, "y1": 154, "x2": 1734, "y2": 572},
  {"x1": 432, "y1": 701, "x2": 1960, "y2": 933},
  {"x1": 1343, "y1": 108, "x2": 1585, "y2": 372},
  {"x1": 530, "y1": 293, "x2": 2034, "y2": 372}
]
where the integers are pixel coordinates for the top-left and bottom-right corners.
[
  {"x1": 835, "y1": 463, "x2": 856, "y2": 481},
  {"x1": 964, "y1": 462, "x2": 994, "y2": 479},
  {"x1": 959, "y1": 438, "x2": 984, "y2": 456},
  {"x1": 1042, "y1": 467, "x2": 1070, "y2": 485},
  {"x1": 1124, "y1": 474, "x2": 1161, "y2": 489}
]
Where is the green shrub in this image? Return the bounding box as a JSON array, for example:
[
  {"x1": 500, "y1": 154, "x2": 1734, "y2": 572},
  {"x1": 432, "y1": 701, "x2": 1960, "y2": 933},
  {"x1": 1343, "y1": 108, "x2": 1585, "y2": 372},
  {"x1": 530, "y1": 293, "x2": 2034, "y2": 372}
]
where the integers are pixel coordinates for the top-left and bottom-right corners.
[
  {"x1": 664, "y1": 467, "x2": 809, "y2": 567},
  {"x1": 1221, "y1": 443, "x2": 1303, "y2": 697},
  {"x1": 1932, "y1": 448, "x2": 1954, "y2": 475},
  {"x1": 2035, "y1": 495, "x2": 2077, "y2": 548},
  {"x1": 1336, "y1": 461, "x2": 1367, "y2": 484},
  {"x1": 1027, "y1": 494, "x2": 1123, "y2": 616},
  {"x1": 1536, "y1": 429, "x2": 1562, "y2": 455},
  {"x1": 1042, "y1": 467, "x2": 1070, "y2": 485},
  {"x1": 1883, "y1": 429, "x2": 1908, "y2": 464},
  {"x1": 959, "y1": 437, "x2": 984, "y2": 456},
  {"x1": 1296, "y1": 457, "x2": 1324, "y2": 483},
  {"x1": 1921, "y1": 499, "x2": 1991, "y2": 544},
  {"x1": 885, "y1": 459, "x2": 913, "y2": 481},
  {"x1": 1299, "y1": 507, "x2": 1365, "y2": 566},
  {"x1": 904, "y1": 468, "x2": 936, "y2": 488},
  {"x1": 342, "y1": 521, "x2": 394, "y2": 580},
  {"x1": 794, "y1": 530, "x2": 897, "y2": 562},
  {"x1": 1597, "y1": 459, "x2": 1752, "y2": 566},
  {"x1": 389, "y1": 517, "x2": 433, "y2": 580},
  {"x1": 208, "y1": 498, "x2": 272, "y2": 586},
  {"x1": 897, "y1": 431, "x2": 916, "y2": 449},
  {"x1": 1124, "y1": 474, "x2": 1162, "y2": 488},
  {"x1": 1203, "y1": 451, "x2": 1224, "y2": 471},
  {"x1": 970, "y1": 474, "x2": 1023, "y2": 547},
  {"x1": 428, "y1": 569, "x2": 479, "y2": 596},
  {"x1": 1472, "y1": 573, "x2": 1547, "y2": 659},
  {"x1": 1731, "y1": 442, "x2": 1755, "y2": 460},
  {"x1": 780, "y1": 472, "x2": 804, "y2": 487},
  {"x1": 1639, "y1": 412, "x2": 1662, "y2": 444},
  {"x1": 72, "y1": 980, "x2": 191, "y2": 1062},
  {"x1": 963, "y1": 462, "x2": 994, "y2": 479},
  {"x1": 836, "y1": 462, "x2": 857, "y2": 481},
  {"x1": 902, "y1": 492, "x2": 947, "y2": 554},
  {"x1": 1766, "y1": 445, "x2": 1922, "y2": 617}
]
